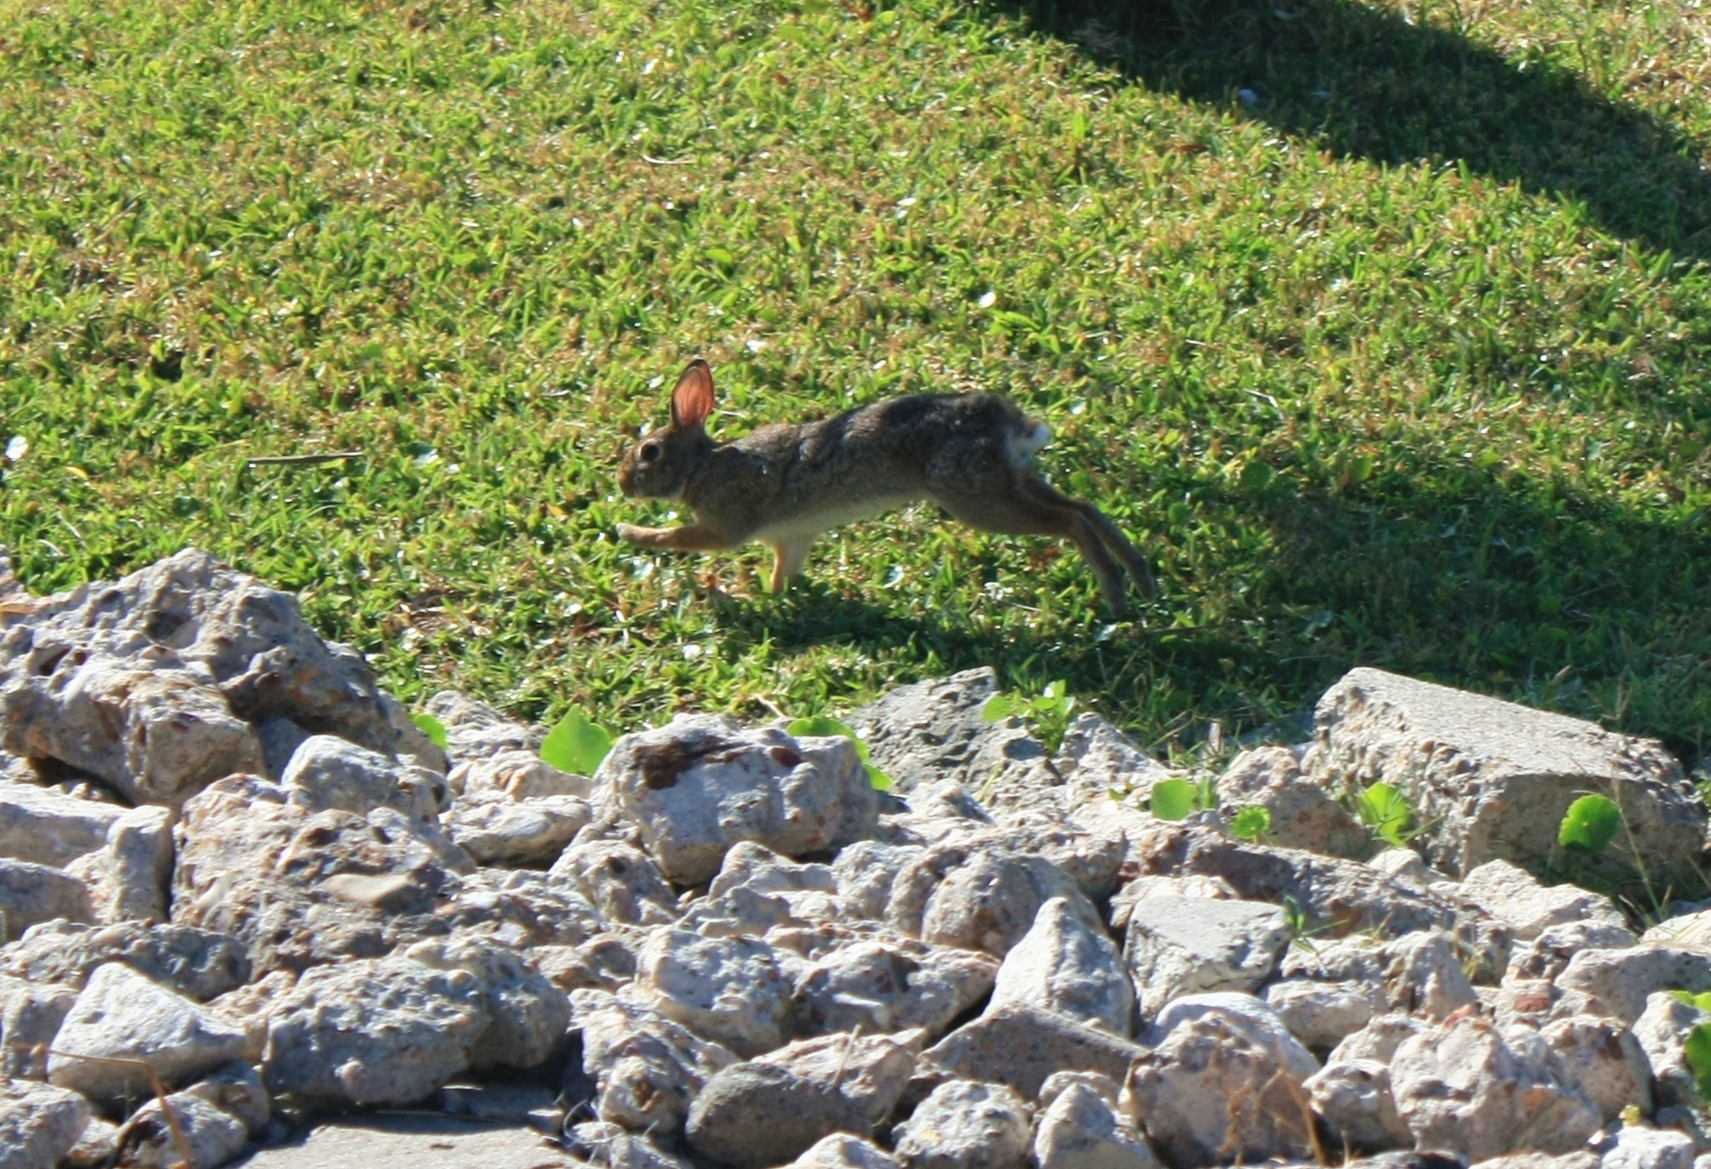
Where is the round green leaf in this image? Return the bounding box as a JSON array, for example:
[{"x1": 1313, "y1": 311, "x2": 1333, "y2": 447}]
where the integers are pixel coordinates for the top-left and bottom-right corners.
[{"x1": 1559, "y1": 794, "x2": 1622, "y2": 854}]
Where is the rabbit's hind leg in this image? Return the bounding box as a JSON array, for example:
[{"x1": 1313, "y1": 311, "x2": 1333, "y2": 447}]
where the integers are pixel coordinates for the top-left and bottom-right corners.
[
  {"x1": 1019, "y1": 479, "x2": 1156, "y2": 598},
  {"x1": 616, "y1": 522, "x2": 743, "y2": 551},
  {"x1": 931, "y1": 484, "x2": 1131, "y2": 617},
  {"x1": 764, "y1": 536, "x2": 815, "y2": 594}
]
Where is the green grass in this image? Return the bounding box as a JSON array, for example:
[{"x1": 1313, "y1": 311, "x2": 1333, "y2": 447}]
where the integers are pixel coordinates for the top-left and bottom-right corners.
[{"x1": 2, "y1": 0, "x2": 1709, "y2": 766}]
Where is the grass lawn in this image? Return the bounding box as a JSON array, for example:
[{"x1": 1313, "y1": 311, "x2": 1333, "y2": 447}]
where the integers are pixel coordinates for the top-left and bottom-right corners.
[{"x1": 1, "y1": 0, "x2": 1708, "y2": 769}]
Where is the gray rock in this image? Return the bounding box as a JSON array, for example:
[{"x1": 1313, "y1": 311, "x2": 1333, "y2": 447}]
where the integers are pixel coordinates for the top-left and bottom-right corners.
[
  {"x1": 1217, "y1": 745, "x2": 1366, "y2": 858},
  {"x1": 400, "y1": 937, "x2": 570, "y2": 1071},
  {"x1": 1389, "y1": 1018, "x2": 1601, "y2": 1160},
  {"x1": 0, "y1": 1078, "x2": 90, "y2": 1169},
  {"x1": 203, "y1": 970, "x2": 296, "y2": 1064},
  {"x1": 833, "y1": 840, "x2": 925, "y2": 923},
  {"x1": 0, "y1": 975, "x2": 75, "y2": 1079},
  {"x1": 1539, "y1": 1014, "x2": 1651, "y2": 1123},
  {"x1": 1554, "y1": 946, "x2": 1711, "y2": 1025},
  {"x1": 280, "y1": 734, "x2": 446, "y2": 821},
  {"x1": 1460, "y1": 860, "x2": 1628, "y2": 941},
  {"x1": 444, "y1": 791, "x2": 591, "y2": 867},
  {"x1": 437, "y1": 868, "x2": 604, "y2": 951},
  {"x1": 848, "y1": 668, "x2": 1051, "y2": 798},
  {"x1": 1508, "y1": 921, "x2": 1639, "y2": 983},
  {"x1": 1633, "y1": 991, "x2": 1706, "y2": 1110},
  {"x1": 117, "y1": 1091, "x2": 250, "y2": 1169},
  {"x1": 1306, "y1": 1058, "x2": 1411, "y2": 1153},
  {"x1": 1124, "y1": 896, "x2": 1288, "y2": 1018},
  {"x1": 0, "y1": 919, "x2": 248, "y2": 1001},
  {"x1": 1107, "y1": 875, "x2": 1236, "y2": 933},
  {"x1": 909, "y1": 846, "x2": 1102, "y2": 959},
  {"x1": 596, "y1": 715, "x2": 877, "y2": 885},
  {"x1": 562, "y1": 1121, "x2": 692, "y2": 1169},
  {"x1": 1603, "y1": 1127, "x2": 1698, "y2": 1169},
  {"x1": 99, "y1": 805, "x2": 174, "y2": 923},
  {"x1": 179, "y1": 1059, "x2": 270, "y2": 1135},
  {"x1": 1263, "y1": 979, "x2": 1379, "y2": 1051},
  {"x1": 1033, "y1": 1079, "x2": 1161, "y2": 1169},
  {"x1": 62, "y1": 1114, "x2": 120, "y2": 1169},
  {"x1": 785, "y1": 1133, "x2": 901, "y2": 1169},
  {"x1": 1305, "y1": 667, "x2": 1703, "y2": 883},
  {"x1": 0, "y1": 782, "x2": 123, "y2": 867},
  {"x1": 0, "y1": 857, "x2": 91, "y2": 933},
  {"x1": 1368, "y1": 847, "x2": 1445, "y2": 887},
  {"x1": 686, "y1": 1032, "x2": 916, "y2": 1169},
  {"x1": 422, "y1": 691, "x2": 543, "y2": 766},
  {"x1": 48, "y1": 962, "x2": 248, "y2": 1108},
  {"x1": 918, "y1": 1004, "x2": 1146, "y2": 1101},
  {"x1": 569, "y1": 988, "x2": 738, "y2": 1136},
  {"x1": 172, "y1": 773, "x2": 469, "y2": 975},
  {"x1": 1327, "y1": 1013, "x2": 1431, "y2": 1064},
  {"x1": 990, "y1": 896, "x2": 1134, "y2": 1035},
  {"x1": 1129, "y1": 993, "x2": 1320, "y2": 1168},
  {"x1": 891, "y1": 1078, "x2": 1032, "y2": 1169},
  {"x1": 547, "y1": 838, "x2": 678, "y2": 926},
  {"x1": 1382, "y1": 930, "x2": 1479, "y2": 1020},
  {"x1": 1057, "y1": 712, "x2": 1178, "y2": 795},
  {"x1": 792, "y1": 930, "x2": 1000, "y2": 1038},
  {"x1": 634, "y1": 928, "x2": 792, "y2": 1057},
  {"x1": 256, "y1": 716, "x2": 312, "y2": 781},
  {"x1": 451, "y1": 749, "x2": 592, "y2": 800}
]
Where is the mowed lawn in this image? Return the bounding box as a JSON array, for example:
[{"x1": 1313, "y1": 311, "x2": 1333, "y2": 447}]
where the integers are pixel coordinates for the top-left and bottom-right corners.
[{"x1": 1, "y1": 0, "x2": 1708, "y2": 766}]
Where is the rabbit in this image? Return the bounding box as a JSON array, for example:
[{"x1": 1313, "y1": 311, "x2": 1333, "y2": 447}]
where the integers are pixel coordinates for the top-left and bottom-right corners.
[{"x1": 616, "y1": 359, "x2": 1157, "y2": 615}]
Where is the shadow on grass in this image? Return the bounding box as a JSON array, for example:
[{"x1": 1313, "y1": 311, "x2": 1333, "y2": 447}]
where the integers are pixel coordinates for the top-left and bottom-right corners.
[{"x1": 996, "y1": 0, "x2": 1711, "y2": 263}]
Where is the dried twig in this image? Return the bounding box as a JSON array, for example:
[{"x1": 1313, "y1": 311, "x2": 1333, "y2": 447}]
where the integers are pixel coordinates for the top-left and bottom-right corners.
[
  {"x1": 48, "y1": 1048, "x2": 193, "y2": 1169},
  {"x1": 245, "y1": 451, "x2": 364, "y2": 466},
  {"x1": 641, "y1": 155, "x2": 691, "y2": 166}
]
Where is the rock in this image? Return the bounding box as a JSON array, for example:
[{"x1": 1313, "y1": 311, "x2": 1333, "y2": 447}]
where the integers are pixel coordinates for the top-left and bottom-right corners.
[
  {"x1": 1603, "y1": 1127, "x2": 1698, "y2": 1169},
  {"x1": 1554, "y1": 946, "x2": 1711, "y2": 1025},
  {"x1": 451, "y1": 749, "x2": 592, "y2": 800},
  {"x1": 263, "y1": 939, "x2": 565, "y2": 1106},
  {"x1": 1459, "y1": 860, "x2": 1628, "y2": 941},
  {"x1": 1129, "y1": 993, "x2": 1319, "y2": 1168},
  {"x1": 833, "y1": 840, "x2": 925, "y2": 923},
  {"x1": 1508, "y1": 921, "x2": 1639, "y2": 983},
  {"x1": 1306, "y1": 1058, "x2": 1411, "y2": 1153},
  {"x1": 444, "y1": 791, "x2": 591, "y2": 867},
  {"x1": 95, "y1": 805, "x2": 174, "y2": 923},
  {"x1": 0, "y1": 782, "x2": 123, "y2": 867},
  {"x1": 48, "y1": 962, "x2": 248, "y2": 1109},
  {"x1": 1123, "y1": 896, "x2": 1288, "y2": 1017},
  {"x1": 561, "y1": 1121, "x2": 692, "y2": 1169},
  {"x1": 0, "y1": 919, "x2": 248, "y2": 1001},
  {"x1": 596, "y1": 715, "x2": 877, "y2": 885},
  {"x1": 1382, "y1": 930, "x2": 1479, "y2": 1020},
  {"x1": 0, "y1": 1078, "x2": 90, "y2": 1169},
  {"x1": 256, "y1": 716, "x2": 312, "y2": 781},
  {"x1": 0, "y1": 975, "x2": 76, "y2": 1079},
  {"x1": 1057, "y1": 712, "x2": 1178, "y2": 795},
  {"x1": 891, "y1": 1079, "x2": 1032, "y2": 1169},
  {"x1": 202, "y1": 970, "x2": 297, "y2": 1063},
  {"x1": 848, "y1": 668, "x2": 1051, "y2": 798},
  {"x1": 1633, "y1": 991, "x2": 1706, "y2": 1111},
  {"x1": 1469, "y1": 1153, "x2": 1599, "y2": 1169},
  {"x1": 231, "y1": 1112, "x2": 584, "y2": 1169},
  {"x1": 990, "y1": 896, "x2": 1134, "y2": 1035},
  {"x1": 279, "y1": 734, "x2": 446, "y2": 821},
  {"x1": 118, "y1": 1091, "x2": 250, "y2": 1169},
  {"x1": 438, "y1": 868, "x2": 604, "y2": 951},
  {"x1": 918, "y1": 1004, "x2": 1146, "y2": 1101},
  {"x1": 0, "y1": 857, "x2": 91, "y2": 930},
  {"x1": 62, "y1": 1114, "x2": 120, "y2": 1169},
  {"x1": 792, "y1": 930, "x2": 1000, "y2": 1038},
  {"x1": 1107, "y1": 875, "x2": 1236, "y2": 932},
  {"x1": 785, "y1": 1133, "x2": 901, "y2": 1169},
  {"x1": 908, "y1": 846, "x2": 1103, "y2": 959},
  {"x1": 1538, "y1": 1014, "x2": 1651, "y2": 1122},
  {"x1": 633, "y1": 928, "x2": 791, "y2": 1057},
  {"x1": 1034, "y1": 1079, "x2": 1161, "y2": 1169},
  {"x1": 172, "y1": 773, "x2": 469, "y2": 974},
  {"x1": 549, "y1": 837, "x2": 677, "y2": 924},
  {"x1": 569, "y1": 988, "x2": 737, "y2": 1136},
  {"x1": 1368, "y1": 847, "x2": 1445, "y2": 887},
  {"x1": 422, "y1": 691, "x2": 543, "y2": 766},
  {"x1": 1328, "y1": 1013, "x2": 1431, "y2": 1064},
  {"x1": 686, "y1": 1032, "x2": 916, "y2": 1169},
  {"x1": 1305, "y1": 667, "x2": 1703, "y2": 883},
  {"x1": 1216, "y1": 745, "x2": 1366, "y2": 857},
  {"x1": 1263, "y1": 979, "x2": 1378, "y2": 1051},
  {"x1": 678, "y1": 842, "x2": 842, "y2": 937},
  {"x1": 979, "y1": 817, "x2": 1127, "y2": 904},
  {"x1": 1389, "y1": 1017, "x2": 1600, "y2": 1160}
]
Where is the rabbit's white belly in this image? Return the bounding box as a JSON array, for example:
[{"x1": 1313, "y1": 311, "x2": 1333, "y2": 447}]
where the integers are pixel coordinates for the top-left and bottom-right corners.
[{"x1": 751, "y1": 494, "x2": 917, "y2": 540}]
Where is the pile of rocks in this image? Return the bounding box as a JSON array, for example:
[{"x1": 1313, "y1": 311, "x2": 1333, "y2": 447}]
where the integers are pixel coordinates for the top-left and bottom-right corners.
[{"x1": 0, "y1": 549, "x2": 1709, "y2": 1169}]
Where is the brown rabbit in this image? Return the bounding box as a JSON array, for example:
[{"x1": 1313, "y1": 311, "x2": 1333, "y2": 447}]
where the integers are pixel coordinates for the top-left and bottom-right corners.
[{"x1": 616, "y1": 360, "x2": 1156, "y2": 615}]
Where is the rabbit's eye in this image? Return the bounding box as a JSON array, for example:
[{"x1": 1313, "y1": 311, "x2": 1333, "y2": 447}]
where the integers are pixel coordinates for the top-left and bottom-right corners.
[{"x1": 638, "y1": 441, "x2": 662, "y2": 464}]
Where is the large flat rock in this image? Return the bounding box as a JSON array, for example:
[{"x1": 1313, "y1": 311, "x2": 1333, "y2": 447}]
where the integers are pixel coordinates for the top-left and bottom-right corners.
[{"x1": 237, "y1": 1116, "x2": 578, "y2": 1169}]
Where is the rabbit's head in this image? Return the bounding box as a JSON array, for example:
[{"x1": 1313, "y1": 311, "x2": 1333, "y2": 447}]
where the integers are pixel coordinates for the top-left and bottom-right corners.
[{"x1": 618, "y1": 360, "x2": 717, "y2": 500}]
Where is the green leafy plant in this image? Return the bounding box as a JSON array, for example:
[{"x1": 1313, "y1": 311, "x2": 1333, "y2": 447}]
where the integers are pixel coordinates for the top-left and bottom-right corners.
[
  {"x1": 1671, "y1": 992, "x2": 1711, "y2": 1102},
  {"x1": 1559, "y1": 794, "x2": 1622, "y2": 854},
  {"x1": 411, "y1": 712, "x2": 449, "y2": 752},
  {"x1": 540, "y1": 707, "x2": 616, "y2": 776},
  {"x1": 1357, "y1": 782, "x2": 1415, "y2": 849},
  {"x1": 982, "y1": 680, "x2": 1075, "y2": 753},
  {"x1": 1231, "y1": 805, "x2": 1273, "y2": 842},
  {"x1": 786, "y1": 716, "x2": 894, "y2": 791},
  {"x1": 1149, "y1": 774, "x2": 1217, "y2": 821}
]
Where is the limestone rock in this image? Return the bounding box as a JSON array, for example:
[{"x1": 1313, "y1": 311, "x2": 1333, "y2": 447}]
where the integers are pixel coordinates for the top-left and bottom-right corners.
[
  {"x1": 785, "y1": 1133, "x2": 901, "y2": 1169},
  {"x1": 634, "y1": 928, "x2": 792, "y2": 1057},
  {"x1": 0, "y1": 975, "x2": 76, "y2": 1079},
  {"x1": 0, "y1": 782, "x2": 123, "y2": 867},
  {"x1": 0, "y1": 919, "x2": 248, "y2": 1001},
  {"x1": 1123, "y1": 896, "x2": 1287, "y2": 1017},
  {"x1": 597, "y1": 715, "x2": 877, "y2": 885},
  {"x1": 547, "y1": 838, "x2": 678, "y2": 926},
  {"x1": 1328, "y1": 1013, "x2": 1431, "y2": 1064},
  {"x1": 1306, "y1": 1058, "x2": 1411, "y2": 1153},
  {"x1": 1034, "y1": 1079, "x2": 1161, "y2": 1169},
  {"x1": 569, "y1": 988, "x2": 737, "y2": 1136},
  {"x1": 450, "y1": 748, "x2": 591, "y2": 800},
  {"x1": 279, "y1": 734, "x2": 446, "y2": 822},
  {"x1": 1263, "y1": 979, "x2": 1379, "y2": 1051},
  {"x1": 990, "y1": 896, "x2": 1134, "y2": 1035},
  {"x1": 1305, "y1": 667, "x2": 1703, "y2": 883},
  {"x1": 48, "y1": 962, "x2": 248, "y2": 1108},
  {"x1": 1538, "y1": 1014, "x2": 1651, "y2": 1123},
  {"x1": 444, "y1": 791, "x2": 591, "y2": 867},
  {"x1": 1459, "y1": 860, "x2": 1628, "y2": 941},
  {"x1": 1553, "y1": 946, "x2": 1711, "y2": 1026},
  {"x1": 1217, "y1": 745, "x2": 1366, "y2": 857},
  {"x1": 1603, "y1": 1127, "x2": 1698, "y2": 1169},
  {"x1": 686, "y1": 1032, "x2": 915, "y2": 1169},
  {"x1": 891, "y1": 1079, "x2": 1032, "y2": 1169},
  {"x1": 0, "y1": 1078, "x2": 90, "y2": 1169},
  {"x1": 561, "y1": 1122, "x2": 692, "y2": 1169},
  {"x1": 848, "y1": 668, "x2": 1051, "y2": 797},
  {"x1": 118, "y1": 1091, "x2": 250, "y2": 1169},
  {"x1": 1633, "y1": 991, "x2": 1707, "y2": 1111},
  {"x1": 1507, "y1": 920, "x2": 1639, "y2": 983},
  {"x1": 88, "y1": 805, "x2": 174, "y2": 923},
  {"x1": 0, "y1": 858, "x2": 91, "y2": 931},
  {"x1": 918, "y1": 1004, "x2": 1145, "y2": 1101},
  {"x1": 792, "y1": 930, "x2": 1000, "y2": 1039}
]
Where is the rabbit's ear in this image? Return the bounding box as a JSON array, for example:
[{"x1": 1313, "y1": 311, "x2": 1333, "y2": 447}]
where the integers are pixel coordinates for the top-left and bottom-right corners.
[{"x1": 670, "y1": 360, "x2": 716, "y2": 431}]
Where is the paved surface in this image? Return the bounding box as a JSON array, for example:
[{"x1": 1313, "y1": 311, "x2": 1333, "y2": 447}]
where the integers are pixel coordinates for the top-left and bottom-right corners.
[{"x1": 236, "y1": 1114, "x2": 580, "y2": 1169}]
